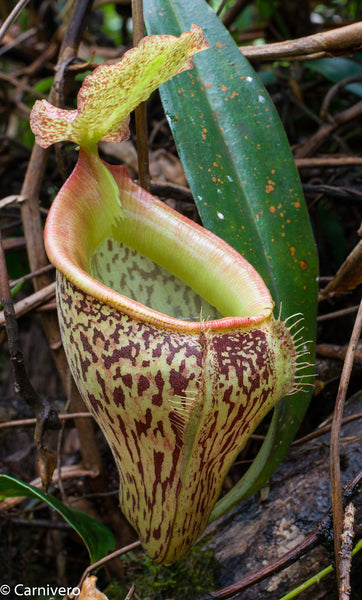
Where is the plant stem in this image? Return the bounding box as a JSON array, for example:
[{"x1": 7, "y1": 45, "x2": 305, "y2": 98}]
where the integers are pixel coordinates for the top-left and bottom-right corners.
[
  {"x1": 277, "y1": 539, "x2": 362, "y2": 600},
  {"x1": 277, "y1": 563, "x2": 334, "y2": 600}
]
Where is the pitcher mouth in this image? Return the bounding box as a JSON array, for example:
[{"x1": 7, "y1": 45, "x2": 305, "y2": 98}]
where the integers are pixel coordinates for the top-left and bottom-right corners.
[{"x1": 45, "y1": 150, "x2": 274, "y2": 333}]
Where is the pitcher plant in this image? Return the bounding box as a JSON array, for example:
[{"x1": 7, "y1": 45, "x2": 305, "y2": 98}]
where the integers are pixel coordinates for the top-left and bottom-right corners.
[{"x1": 31, "y1": 26, "x2": 306, "y2": 564}]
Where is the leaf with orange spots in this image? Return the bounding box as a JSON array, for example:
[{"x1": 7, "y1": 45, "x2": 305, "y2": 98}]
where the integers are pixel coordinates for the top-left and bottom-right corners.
[{"x1": 144, "y1": 0, "x2": 318, "y2": 519}]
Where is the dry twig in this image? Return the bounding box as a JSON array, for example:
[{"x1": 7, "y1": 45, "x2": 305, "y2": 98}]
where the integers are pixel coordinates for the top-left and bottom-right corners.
[
  {"x1": 296, "y1": 156, "x2": 362, "y2": 168},
  {"x1": 316, "y1": 343, "x2": 362, "y2": 366},
  {"x1": 132, "y1": 0, "x2": 150, "y2": 191},
  {"x1": 0, "y1": 0, "x2": 31, "y2": 42},
  {"x1": 339, "y1": 502, "x2": 356, "y2": 600},
  {"x1": 17, "y1": 0, "x2": 106, "y2": 482},
  {"x1": 329, "y1": 300, "x2": 362, "y2": 594},
  {"x1": 240, "y1": 22, "x2": 362, "y2": 61},
  {"x1": 0, "y1": 232, "x2": 60, "y2": 488},
  {"x1": 202, "y1": 471, "x2": 362, "y2": 599},
  {"x1": 77, "y1": 541, "x2": 142, "y2": 591},
  {"x1": 319, "y1": 240, "x2": 362, "y2": 300},
  {"x1": 0, "y1": 411, "x2": 92, "y2": 429},
  {"x1": 0, "y1": 282, "x2": 56, "y2": 327},
  {"x1": 0, "y1": 464, "x2": 100, "y2": 512},
  {"x1": 295, "y1": 99, "x2": 362, "y2": 158}
]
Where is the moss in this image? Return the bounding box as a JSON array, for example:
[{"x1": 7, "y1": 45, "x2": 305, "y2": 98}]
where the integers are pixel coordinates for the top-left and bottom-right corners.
[{"x1": 104, "y1": 540, "x2": 218, "y2": 600}]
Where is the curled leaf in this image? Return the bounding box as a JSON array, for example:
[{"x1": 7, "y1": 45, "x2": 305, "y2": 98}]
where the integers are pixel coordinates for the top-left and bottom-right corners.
[{"x1": 30, "y1": 24, "x2": 209, "y2": 149}]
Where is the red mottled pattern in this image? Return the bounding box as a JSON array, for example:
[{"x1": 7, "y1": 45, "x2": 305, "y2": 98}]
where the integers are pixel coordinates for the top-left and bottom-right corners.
[{"x1": 57, "y1": 272, "x2": 296, "y2": 563}]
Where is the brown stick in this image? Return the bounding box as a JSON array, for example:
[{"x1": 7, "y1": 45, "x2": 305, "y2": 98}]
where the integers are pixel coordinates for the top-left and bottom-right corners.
[
  {"x1": 18, "y1": 0, "x2": 107, "y2": 487},
  {"x1": 203, "y1": 471, "x2": 362, "y2": 599},
  {"x1": 0, "y1": 282, "x2": 56, "y2": 326},
  {"x1": 0, "y1": 465, "x2": 99, "y2": 512},
  {"x1": 0, "y1": 412, "x2": 92, "y2": 429},
  {"x1": 0, "y1": 232, "x2": 61, "y2": 486},
  {"x1": 77, "y1": 541, "x2": 142, "y2": 591},
  {"x1": 339, "y1": 503, "x2": 356, "y2": 600},
  {"x1": 296, "y1": 156, "x2": 362, "y2": 168},
  {"x1": 316, "y1": 343, "x2": 362, "y2": 366},
  {"x1": 0, "y1": 0, "x2": 31, "y2": 42},
  {"x1": 292, "y1": 413, "x2": 362, "y2": 447},
  {"x1": 319, "y1": 240, "x2": 362, "y2": 300},
  {"x1": 132, "y1": 0, "x2": 150, "y2": 191},
  {"x1": 317, "y1": 306, "x2": 360, "y2": 322},
  {"x1": 240, "y1": 22, "x2": 362, "y2": 61},
  {"x1": 222, "y1": 0, "x2": 251, "y2": 29},
  {"x1": 295, "y1": 99, "x2": 362, "y2": 158},
  {"x1": 329, "y1": 300, "x2": 362, "y2": 595}
]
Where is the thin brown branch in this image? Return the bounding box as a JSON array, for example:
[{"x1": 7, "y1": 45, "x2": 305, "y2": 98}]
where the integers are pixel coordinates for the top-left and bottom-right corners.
[
  {"x1": 0, "y1": 0, "x2": 31, "y2": 42},
  {"x1": 132, "y1": 0, "x2": 150, "y2": 191},
  {"x1": 0, "y1": 412, "x2": 92, "y2": 429},
  {"x1": 216, "y1": 0, "x2": 229, "y2": 17},
  {"x1": 10, "y1": 517, "x2": 73, "y2": 530},
  {"x1": 205, "y1": 471, "x2": 362, "y2": 599},
  {"x1": 0, "y1": 25, "x2": 37, "y2": 58},
  {"x1": 316, "y1": 343, "x2": 362, "y2": 367},
  {"x1": 0, "y1": 282, "x2": 56, "y2": 326},
  {"x1": 124, "y1": 584, "x2": 136, "y2": 600},
  {"x1": 317, "y1": 306, "x2": 360, "y2": 322},
  {"x1": 330, "y1": 300, "x2": 362, "y2": 595},
  {"x1": 20, "y1": 142, "x2": 50, "y2": 286},
  {"x1": 222, "y1": 0, "x2": 251, "y2": 29},
  {"x1": 0, "y1": 465, "x2": 100, "y2": 512},
  {"x1": 296, "y1": 156, "x2": 362, "y2": 168},
  {"x1": 77, "y1": 540, "x2": 142, "y2": 590},
  {"x1": 0, "y1": 71, "x2": 45, "y2": 98},
  {"x1": 150, "y1": 180, "x2": 194, "y2": 202},
  {"x1": 319, "y1": 240, "x2": 362, "y2": 300},
  {"x1": 339, "y1": 503, "x2": 356, "y2": 600},
  {"x1": 10, "y1": 263, "x2": 55, "y2": 287},
  {"x1": 295, "y1": 99, "x2": 362, "y2": 158},
  {"x1": 0, "y1": 233, "x2": 61, "y2": 482},
  {"x1": 240, "y1": 22, "x2": 362, "y2": 61},
  {"x1": 18, "y1": 0, "x2": 106, "y2": 489},
  {"x1": 56, "y1": 387, "x2": 72, "y2": 503},
  {"x1": 321, "y1": 75, "x2": 362, "y2": 122},
  {"x1": 292, "y1": 413, "x2": 362, "y2": 447},
  {"x1": 303, "y1": 183, "x2": 362, "y2": 204}
]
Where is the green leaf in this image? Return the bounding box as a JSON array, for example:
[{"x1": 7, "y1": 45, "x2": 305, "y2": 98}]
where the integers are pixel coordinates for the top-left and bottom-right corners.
[
  {"x1": 144, "y1": 0, "x2": 318, "y2": 518},
  {"x1": 306, "y1": 57, "x2": 362, "y2": 98},
  {"x1": 0, "y1": 474, "x2": 115, "y2": 562}
]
